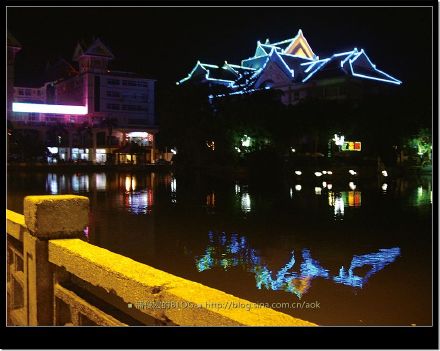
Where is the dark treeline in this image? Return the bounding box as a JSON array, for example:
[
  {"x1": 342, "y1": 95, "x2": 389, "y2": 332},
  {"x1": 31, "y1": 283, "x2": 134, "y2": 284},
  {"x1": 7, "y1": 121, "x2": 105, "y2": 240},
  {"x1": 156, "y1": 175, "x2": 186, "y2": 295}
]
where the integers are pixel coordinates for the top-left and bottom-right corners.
[{"x1": 156, "y1": 82, "x2": 431, "y2": 179}]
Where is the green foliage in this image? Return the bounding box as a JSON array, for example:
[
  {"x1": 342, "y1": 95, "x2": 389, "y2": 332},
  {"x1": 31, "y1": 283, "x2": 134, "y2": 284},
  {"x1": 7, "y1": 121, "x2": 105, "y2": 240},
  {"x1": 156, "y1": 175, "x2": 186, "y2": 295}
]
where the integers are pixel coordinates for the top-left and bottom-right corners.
[{"x1": 407, "y1": 128, "x2": 432, "y2": 157}]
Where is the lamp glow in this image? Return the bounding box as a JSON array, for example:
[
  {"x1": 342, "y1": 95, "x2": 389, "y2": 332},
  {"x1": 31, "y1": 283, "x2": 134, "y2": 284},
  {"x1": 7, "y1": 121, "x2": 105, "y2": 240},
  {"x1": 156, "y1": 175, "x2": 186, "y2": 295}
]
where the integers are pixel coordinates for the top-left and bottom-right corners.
[
  {"x1": 295, "y1": 170, "x2": 302, "y2": 176},
  {"x1": 13, "y1": 102, "x2": 87, "y2": 115}
]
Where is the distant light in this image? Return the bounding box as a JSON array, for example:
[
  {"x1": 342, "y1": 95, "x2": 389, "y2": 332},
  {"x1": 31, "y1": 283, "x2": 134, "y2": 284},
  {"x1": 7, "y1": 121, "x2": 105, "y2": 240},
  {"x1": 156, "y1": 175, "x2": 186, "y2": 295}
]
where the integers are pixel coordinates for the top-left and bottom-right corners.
[
  {"x1": 382, "y1": 170, "x2": 388, "y2": 177},
  {"x1": 382, "y1": 183, "x2": 388, "y2": 191},
  {"x1": 322, "y1": 171, "x2": 327, "y2": 174},
  {"x1": 322, "y1": 182, "x2": 327, "y2": 188},
  {"x1": 295, "y1": 170, "x2": 302, "y2": 175},
  {"x1": 235, "y1": 184, "x2": 240, "y2": 194},
  {"x1": 333, "y1": 134, "x2": 345, "y2": 146},
  {"x1": 349, "y1": 182, "x2": 356, "y2": 190},
  {"x1": 315, "y1": 187, "x2": 322, "y2": 195},
  {"x1": 327, "y1": 183, "x2": 333, "y2": 190},
  {"x1": 295, "y1": 184, "x2": 302, "y2": 191},
  {"x1": 290, "y1": 188, "x2": 293, "y2": 199},
  {"x1": 47, "y1": 147, "x2": 58, "y2": 154},
  {"x1": 291, "y1": 148, "x2": 296, "y2": 153},
  {"x1": 327, "y1": 171, "x2": 333, "y2": 175},
  {"x1": 241, "y1": 135, "x2": 251, "y2": 147},
  {"x1": 235, "y1": 147, "x2": 241, "y2": 153},
  {"x1": 314, "y1": 172, "x2": 322, "y2": 177},
  {"x1": 13, "y1": 102, "x2": 87, "y2": 115},
  {"x1": 349, "y1": 169, "x2": 357, "y2": 175},
  {"x1": 128, "y1": 132, "x2": 149, "y2": 138},
  {"x1": 171, "y1": 148, "x2": 177, "y2": 154}
]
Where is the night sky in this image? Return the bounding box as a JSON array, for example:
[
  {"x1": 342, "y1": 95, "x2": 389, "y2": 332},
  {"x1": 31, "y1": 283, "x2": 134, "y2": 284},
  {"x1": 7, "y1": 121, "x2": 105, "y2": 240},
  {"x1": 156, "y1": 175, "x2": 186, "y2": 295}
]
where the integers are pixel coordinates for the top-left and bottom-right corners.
[{"x1": 7, "y1": 6, "x2": 433, "y2": 97}]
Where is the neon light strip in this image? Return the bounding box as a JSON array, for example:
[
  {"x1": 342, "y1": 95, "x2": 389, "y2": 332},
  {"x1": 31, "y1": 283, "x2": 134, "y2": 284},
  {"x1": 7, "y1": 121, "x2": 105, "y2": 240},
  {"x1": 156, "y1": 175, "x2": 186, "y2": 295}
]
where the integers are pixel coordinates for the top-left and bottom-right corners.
[
  {"x1": 332, "y1": 51, "x2": 355, "y2": 57},
  {"x1": 348, "y1": 60, "x2": 402, "y2": 85},
  {"x1": 12, "y1": 102, "x2": 88, "y2": 115},
  {"x1": 177, "y1": 61, "x2": 209, "y2": 85},
  {"x1": 200, "y1": 63, "x2": 219, "y2": 69},
  {"x1": 302, "y1": 59, "x2": 330, "y2": 83},
  {"x1": 348, "y1": 50, "x2": 402, "y2": 84},
  {"x1": 272, "y1": 49, "x2": 294, "y2": 78},
  {"x1": 281, "y1": 53, "x2": 316, "y2": 61}
]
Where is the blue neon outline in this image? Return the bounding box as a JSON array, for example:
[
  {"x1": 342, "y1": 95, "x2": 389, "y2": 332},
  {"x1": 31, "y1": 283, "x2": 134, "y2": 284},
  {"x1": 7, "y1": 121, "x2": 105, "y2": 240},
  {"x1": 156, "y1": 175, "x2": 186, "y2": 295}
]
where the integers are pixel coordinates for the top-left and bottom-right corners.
[
  {"x1": 302, "y1": 58, "x2": 330, "y2": 83},
  {"x1": 177, "y1": 60, "x2": 209, "y2": 85},
  {"x1": 348, "y1": 50, "x2": 402, "y2": 84}
]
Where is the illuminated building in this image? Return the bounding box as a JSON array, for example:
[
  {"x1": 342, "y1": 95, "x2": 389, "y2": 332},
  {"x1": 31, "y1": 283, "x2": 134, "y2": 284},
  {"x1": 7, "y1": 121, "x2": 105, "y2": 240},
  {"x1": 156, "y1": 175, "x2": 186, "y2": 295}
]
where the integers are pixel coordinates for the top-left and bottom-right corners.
[
  {"x1": 7, "y1": 35, "x2": 157, "y2": 164},
  {"x1": 177, "y1": 29, "x2": 401, "y2": 104}
]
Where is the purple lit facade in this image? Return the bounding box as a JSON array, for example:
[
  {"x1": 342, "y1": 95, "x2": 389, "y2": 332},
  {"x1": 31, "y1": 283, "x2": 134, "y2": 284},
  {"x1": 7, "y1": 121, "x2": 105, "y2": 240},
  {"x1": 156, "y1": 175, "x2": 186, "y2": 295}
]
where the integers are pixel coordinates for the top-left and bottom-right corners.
[{"x1": 7, "y1": 35, "x2": 158, "y2": 164}]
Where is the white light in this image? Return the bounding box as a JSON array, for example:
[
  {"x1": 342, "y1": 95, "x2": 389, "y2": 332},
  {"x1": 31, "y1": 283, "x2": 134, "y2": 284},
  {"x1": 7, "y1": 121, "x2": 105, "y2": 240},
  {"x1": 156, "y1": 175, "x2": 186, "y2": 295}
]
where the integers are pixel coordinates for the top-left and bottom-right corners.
[
  {"x1": 334, "y1": 197, "x2": 345, "y2": 216},
  {"x1": 349, "y1": 182, "x2": 356, "y2": 190},
  {"x1": 241, "y1": 193, "x2": 251, "y2": 213},
  {"x1": 315, "y1": 187, "x2": 322, "y2": 195},
  {"x1": 349, "y1": 169, "x2": 357, "y2": 175},
  {"x1": 322, "y1": 171, "x2": 327, "y2": 174},
  {"x1": 314, "y1": 172, "x2": 322, "y2": 177},
  {"x1": 333, "y1": 134, "x2": 345, "y2": 146},
  {"x1": 47, "y1": 147, "x2": 58, "y2": 154},
  {"x1": 295, "y1": 184, "x2": 302, "y2": 191},
  {"x1": 235, "y1": 184, "x2": 240, "y2": 194},
  {"x1": 241, "y1": 135, "x2": 251, "y2": 147},
  {"x1": 128, "y1": 132, "x2": 149, "y2": 138},
  {"x1": 382, "y1": 183, "x2": 388, "y2": 191},
  {"x1": 291, "y1": 148, "x2": 296, "y2": 152},
  {"x1": 327, "y1": 171, "x2": 333, "y2": 175},
  {"x1": 327, "y1": 184, "x2": 333, "y2": 190},
  {"x1": 12, "y1": 102, "x2": 87, "y2": 115},
  {"x1": 295, "y1": 170, "x2": 302, "y2": 175},
  {"x1": 171, "y1": 149, "x2": 177, "y2": 155},
  {"x1": 322, "y1": 182, "x2": 327, "y2": 188},
  {"x1": 96, "y1": 148, "x2": 106, "y2": 154},
  {"x1": 290, "y1": 188, "x2": 293, "y2": 199},
  {"x1": 235, "y1": 147, "x2": 241, "y2": 153},
  {"x1": 171, "y1": 178, "x2": 177, "y2": 193},
  {"x1": 381, "y1": 170, "x2": 388, "y2": 177}
]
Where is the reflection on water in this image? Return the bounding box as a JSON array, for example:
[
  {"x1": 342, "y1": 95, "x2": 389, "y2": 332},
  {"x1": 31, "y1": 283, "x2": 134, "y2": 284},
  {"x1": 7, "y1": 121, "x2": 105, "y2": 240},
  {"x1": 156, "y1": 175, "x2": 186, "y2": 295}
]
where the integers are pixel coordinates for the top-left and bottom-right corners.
[
  {"x1": 196, "y1": 232, "x2": 400, "y2": 299},
  {"x1": 333, "y1": 248, "x2": 401, "y2": 288},
  {"x1": 241, "y1": 193, "x2": 251, "y2": 213},
  {"x1": 72, "y1": 174, "x2": 89, "y2": 192},
  {"x1": 96, "y1": 173, "x2": 107, "y2": 191},
  {"x1": 123, "y1": 174, "x2": 154, "y2": 215},
  {"x1": 235, "y1": 184, "x2": 252, "y2": 213},
  {"x1": 196, "y1": 231, "x2": 261, "y2": 272},
  {"x1": 171, "y1": 177, "x2": 177, "y2": 203}
]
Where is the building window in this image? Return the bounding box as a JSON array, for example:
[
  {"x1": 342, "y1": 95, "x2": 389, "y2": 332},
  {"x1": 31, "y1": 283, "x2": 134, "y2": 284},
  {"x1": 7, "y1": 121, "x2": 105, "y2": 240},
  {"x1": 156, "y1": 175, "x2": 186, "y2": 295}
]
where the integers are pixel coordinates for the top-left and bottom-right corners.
[
  {"x1": 106, "y1": 90, "x2": 121, "y2": 97},
  {"x1": 25, "y1": 90, "x2": 31, "y2": 96},
  {"x1": 107, "y1": 79, "x2": 120, "y2": 85},
  {"x1": 18, "y1": 89, "x2": 24, "y2": 96},
  {"x1": 106, "y1": 103, "x2": 120, "y2": 110}
]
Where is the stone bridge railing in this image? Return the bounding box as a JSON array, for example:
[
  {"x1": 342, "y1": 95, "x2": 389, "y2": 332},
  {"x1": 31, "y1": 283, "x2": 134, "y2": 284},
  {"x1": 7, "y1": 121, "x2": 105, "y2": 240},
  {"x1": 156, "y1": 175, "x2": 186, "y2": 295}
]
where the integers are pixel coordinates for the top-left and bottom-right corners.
[{"x1": 6, "y1": 195, "x2": 316, "y2": 326}]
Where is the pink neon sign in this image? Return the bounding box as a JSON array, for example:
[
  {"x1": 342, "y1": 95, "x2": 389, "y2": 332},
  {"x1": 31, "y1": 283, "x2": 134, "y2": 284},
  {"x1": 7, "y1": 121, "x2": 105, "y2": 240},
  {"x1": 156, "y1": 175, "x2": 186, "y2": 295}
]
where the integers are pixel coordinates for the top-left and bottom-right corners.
[{"x1": 12, "y1": 102, "x2": 88, "y2": 115}]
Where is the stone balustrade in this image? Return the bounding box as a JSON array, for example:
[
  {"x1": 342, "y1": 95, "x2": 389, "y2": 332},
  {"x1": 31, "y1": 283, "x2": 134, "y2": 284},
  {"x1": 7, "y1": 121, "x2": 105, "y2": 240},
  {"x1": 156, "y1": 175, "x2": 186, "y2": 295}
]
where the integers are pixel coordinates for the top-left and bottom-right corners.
[{"x1": 6, "y1": 195, "x2": 316, "y2": 326}]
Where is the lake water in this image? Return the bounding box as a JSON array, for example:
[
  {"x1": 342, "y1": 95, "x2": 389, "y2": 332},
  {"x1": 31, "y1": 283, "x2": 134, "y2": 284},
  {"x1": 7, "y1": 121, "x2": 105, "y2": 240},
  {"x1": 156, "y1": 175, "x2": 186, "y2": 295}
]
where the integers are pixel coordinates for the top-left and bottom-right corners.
[{"x1": 6, "y1": 170, "x2": 433, "y2": 326}]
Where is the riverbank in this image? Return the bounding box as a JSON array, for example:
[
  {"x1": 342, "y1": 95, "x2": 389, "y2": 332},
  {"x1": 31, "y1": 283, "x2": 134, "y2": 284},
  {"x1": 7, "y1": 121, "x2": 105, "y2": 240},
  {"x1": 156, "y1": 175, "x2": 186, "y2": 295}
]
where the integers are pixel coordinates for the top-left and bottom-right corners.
[{"x1": 7, "y1": 162, "x2": 173, "y2": 173}]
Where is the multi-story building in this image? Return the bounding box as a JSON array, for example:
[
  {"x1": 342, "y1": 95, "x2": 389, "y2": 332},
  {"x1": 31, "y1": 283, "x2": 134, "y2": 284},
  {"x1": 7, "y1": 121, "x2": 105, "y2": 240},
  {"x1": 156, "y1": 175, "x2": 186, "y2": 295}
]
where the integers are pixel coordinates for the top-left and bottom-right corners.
[
  {"x1": 177, "y1": 29, "x2": 402, "y2": 104},
  {"x1": 8, "y1": 36, "x2": 157, "y2": 164}
]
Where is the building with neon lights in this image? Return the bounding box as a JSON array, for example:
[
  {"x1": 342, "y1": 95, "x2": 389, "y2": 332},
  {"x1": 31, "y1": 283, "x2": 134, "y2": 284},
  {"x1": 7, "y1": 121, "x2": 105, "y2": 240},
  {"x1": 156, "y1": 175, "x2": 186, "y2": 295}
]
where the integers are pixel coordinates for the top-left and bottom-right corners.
[
  {"x1": 7, "y1": 36, "x2": 157, "y2": 164},
  {"x1": 177, "y1": 29, "x2": 401, "y2": 104}
]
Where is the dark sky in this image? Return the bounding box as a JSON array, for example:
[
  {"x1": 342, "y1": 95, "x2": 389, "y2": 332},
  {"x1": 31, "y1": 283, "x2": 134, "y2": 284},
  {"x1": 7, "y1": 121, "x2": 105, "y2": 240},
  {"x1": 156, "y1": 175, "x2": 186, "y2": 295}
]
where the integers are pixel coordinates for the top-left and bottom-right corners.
[{"x1": 7, "y1": 6, "x2": 433, "y2": 95}]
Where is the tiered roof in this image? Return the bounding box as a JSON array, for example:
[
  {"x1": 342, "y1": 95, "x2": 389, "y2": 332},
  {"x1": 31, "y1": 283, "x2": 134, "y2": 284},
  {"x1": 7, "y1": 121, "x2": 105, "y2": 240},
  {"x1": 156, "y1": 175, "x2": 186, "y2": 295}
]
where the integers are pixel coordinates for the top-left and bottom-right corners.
[{"x1": 177, "y1": 29, "x2": 401, "y2": 93}]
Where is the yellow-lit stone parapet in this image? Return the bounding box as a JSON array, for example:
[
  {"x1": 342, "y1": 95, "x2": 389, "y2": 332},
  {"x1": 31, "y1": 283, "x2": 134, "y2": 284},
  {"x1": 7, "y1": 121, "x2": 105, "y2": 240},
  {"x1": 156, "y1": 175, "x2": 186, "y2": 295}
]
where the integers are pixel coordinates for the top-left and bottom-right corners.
[
  {"x1": 48, "y1": 239, "x2": 317, "y2": 326},
  {"x1": 24, "y1": 195, "x2": 89, "y2": 239}
]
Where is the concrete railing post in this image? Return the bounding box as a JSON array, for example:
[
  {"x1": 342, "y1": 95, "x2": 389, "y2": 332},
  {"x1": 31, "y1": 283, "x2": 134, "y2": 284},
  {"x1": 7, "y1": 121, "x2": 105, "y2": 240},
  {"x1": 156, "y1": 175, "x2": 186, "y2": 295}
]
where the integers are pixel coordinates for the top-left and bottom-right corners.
[{"x1": 23, "y1": 195, "x2": 89, "y2": 325}]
